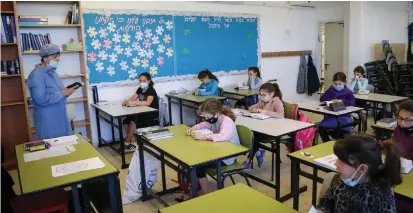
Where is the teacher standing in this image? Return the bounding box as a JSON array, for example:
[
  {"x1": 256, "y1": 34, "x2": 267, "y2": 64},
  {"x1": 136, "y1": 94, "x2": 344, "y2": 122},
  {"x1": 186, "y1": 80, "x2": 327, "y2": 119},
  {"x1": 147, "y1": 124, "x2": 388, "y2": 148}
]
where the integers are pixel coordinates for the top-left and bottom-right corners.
[{"x1": 27, "y1": 44, "x2": 77, "y2": 139}]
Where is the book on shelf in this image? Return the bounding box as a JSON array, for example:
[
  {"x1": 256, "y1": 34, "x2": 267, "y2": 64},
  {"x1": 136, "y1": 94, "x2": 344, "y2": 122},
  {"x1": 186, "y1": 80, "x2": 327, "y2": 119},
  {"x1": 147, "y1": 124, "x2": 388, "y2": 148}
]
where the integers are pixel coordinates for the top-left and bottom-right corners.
[
  {"x1": 18, "y1": 15, "x2": 48, "y2": 24},
  {"x1": 1, "y1": 14, "x2": 17, "y2": 43},
  {"x1": 376, "y1": 118, "x2": 397, "y2": 128},
  {"x1": 1, "y1": 59, "x2": 20, "y2": 75},
  {"x1": 20, "y1": 33, "x2": 51, "y2": 52},
  {"x1": 65, "y1": 2, "x2": 79, "y2": 24},
  {"x1": 314, "y1": 154, "x2": 338, "y2": 171}
]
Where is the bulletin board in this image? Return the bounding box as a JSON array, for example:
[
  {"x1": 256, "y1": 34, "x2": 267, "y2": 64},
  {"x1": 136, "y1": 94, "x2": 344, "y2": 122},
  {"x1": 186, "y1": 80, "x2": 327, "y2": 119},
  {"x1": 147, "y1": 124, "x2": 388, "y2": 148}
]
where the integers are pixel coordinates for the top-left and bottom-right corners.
[{"x1": 82, "y1": 9, "x2": 259, "y2": 86}]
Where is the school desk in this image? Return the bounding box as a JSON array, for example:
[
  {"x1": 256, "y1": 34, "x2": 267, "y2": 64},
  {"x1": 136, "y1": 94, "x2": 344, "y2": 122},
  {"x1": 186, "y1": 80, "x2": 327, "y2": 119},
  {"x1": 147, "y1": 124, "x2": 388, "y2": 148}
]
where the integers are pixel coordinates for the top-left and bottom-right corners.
[
  {"x1": 288, "y1": 141, "x2": 413, "y2": 210},
  {"x1": 159, "y1": 183, "x2": 299, "y2": 213},
  {"x1": 165, "y1": 93, "x2": 226, "y2": 125},
  {"x1": 16, "y1": 142, "x2": 122, "y2": 213},
  {"x1": 234, "y1": 110, "x2": 315, "y2": 202},
  {"x1": 91, "y1": 102, "x2": 158, "y2": 169},
  {"x1": 371, "y1": 124, "x2": 395, "y2": 140},
  {"x1": 135, "y1": 125, "x2": 249, "y2": 202},
  {"x1": 222, "y1": 87, "x2": 259, "y2": 107}
]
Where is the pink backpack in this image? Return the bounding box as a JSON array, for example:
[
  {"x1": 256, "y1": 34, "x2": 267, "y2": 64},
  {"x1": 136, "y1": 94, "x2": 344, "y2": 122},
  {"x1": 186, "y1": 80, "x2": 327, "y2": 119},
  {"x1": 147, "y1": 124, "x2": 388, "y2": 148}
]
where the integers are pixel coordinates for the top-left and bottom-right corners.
[{"x1": 289, "y1": 104, "x2": 317, "y2": 152}]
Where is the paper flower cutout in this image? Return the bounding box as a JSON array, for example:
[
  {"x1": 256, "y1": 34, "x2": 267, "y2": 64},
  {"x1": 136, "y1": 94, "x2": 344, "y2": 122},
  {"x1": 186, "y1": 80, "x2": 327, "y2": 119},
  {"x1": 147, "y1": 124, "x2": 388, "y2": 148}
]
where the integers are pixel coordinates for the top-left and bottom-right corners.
[
  {"x1": 87, "y1": 51, "x2": 96, "y2": 62},
  {"x1": 152, "y1": 36, "x2": 160, "y2": 45},
  {"x1": 166, "y1": 47, "x2": 174, "y2": 57},
  {"x1": 120, "y1": 60, "x2": 129, "y2": 71},
  {"x1": 157, "y1": 56, "x2": 164, "y2": 66},
  {"x1": 113, "y1": 33, "x2": 121, "y2": 43},
  {"x1": 87, "y1": 26, "x2": 97, "y2": 38},
  {"x1": 156, "y1": 25, "x2": 164, "y2": 35},
  {"x1": 163, "y1": 34, "x2": 171, "y2": 44},
  {"x1": 135, "y1": 31, "x2": 144, "y2": 41},
  {"x1": 91, "y1": 39, "x2": 101, "y2": 50},
  {"x1": 157, "y1": 44, "x2": 165, "y2": 53},
  {"x1": 98, "y1": 50, "x2": 108, "y2": 60},
  {"x1": 165, "y1": 20, "x2": 173, "y2": 30},
  {"x1": 107, "y1": 22, "x2": 116, "y2": 32},
  {"x1": 128, "y1": 68, "x2": 137, "y2": 79},
  {"x1": 141, "y1": 58, "x2": 149, "y2": 69},
  {"x1": 132, "y1": 57, "x2": 140, "y2": 67},
  {"x1": 145, "y1": 28, "x2": 152, "y2": 38},
  {"x1": 107, "y1": 65, "x2": 115, "y2": 76},
  {"x1": 124, "y1": 47, "x2": 133, "y2": 57},
  {"x1": 122, "y1": 33, "x2": 131, "y2": 43},
  {"x1": 103, "y1": 40, "x2": 112, "y2": 49},
  {"x1": 150, "y1": 65, "x2": 158, "y2": 75},
  {"x1": 95, "y1": 61, "x2": 104, "y2": 72},
  {"x1": 114, "y1": 45, "x2": 123, "y2": 54},
  {"x1": 109, "y1": 53, "x2": 117, "y2": 64}
]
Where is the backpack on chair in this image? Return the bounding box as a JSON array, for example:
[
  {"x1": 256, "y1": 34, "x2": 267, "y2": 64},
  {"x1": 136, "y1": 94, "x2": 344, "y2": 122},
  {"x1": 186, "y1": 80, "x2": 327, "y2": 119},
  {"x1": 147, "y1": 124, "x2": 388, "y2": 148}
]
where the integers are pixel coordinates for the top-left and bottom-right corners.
[{"x1": 290, "y1": 104, "x2": 317, "y2": 151}]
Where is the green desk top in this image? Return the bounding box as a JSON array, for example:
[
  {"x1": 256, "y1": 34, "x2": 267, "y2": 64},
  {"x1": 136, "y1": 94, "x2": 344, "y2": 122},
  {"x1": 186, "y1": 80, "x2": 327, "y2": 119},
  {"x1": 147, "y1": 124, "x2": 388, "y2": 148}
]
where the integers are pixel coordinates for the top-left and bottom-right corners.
[
  {"x1": 16, "y1": 142, "x2": 118, "y2": 194},
  {"x1": 289, "y1": 141, "x2": 413, "y2": 199},
  {"x1": 160, "y1": 183, "x2": 298, "y2": 213},
  {"x1": 223, "y1": 87, "x2": 259, "y2": 96},
  {"x1": 149, "y1": 125, "x2": 248, "y2": 166},
  {"x1": 166, "y1": 93, "x2": 225, "y2": 103}
]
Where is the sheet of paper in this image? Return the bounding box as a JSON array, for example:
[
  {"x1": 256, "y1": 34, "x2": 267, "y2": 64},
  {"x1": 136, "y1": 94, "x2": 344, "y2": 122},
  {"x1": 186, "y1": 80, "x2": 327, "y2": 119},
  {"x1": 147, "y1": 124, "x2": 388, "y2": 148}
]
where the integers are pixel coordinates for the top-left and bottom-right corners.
[
  {"x1": 308, "y1": 206, "x2": 318, "y2": 213},
  {"x1": 51, "y1": 157, "x2": 105, "y2": 178},
  {"x1": 44, "y1": 135, "x2": 79, "y2": 147},
  {"x1": 24, "y1": 147, "x2": 70, "y2": 162}
]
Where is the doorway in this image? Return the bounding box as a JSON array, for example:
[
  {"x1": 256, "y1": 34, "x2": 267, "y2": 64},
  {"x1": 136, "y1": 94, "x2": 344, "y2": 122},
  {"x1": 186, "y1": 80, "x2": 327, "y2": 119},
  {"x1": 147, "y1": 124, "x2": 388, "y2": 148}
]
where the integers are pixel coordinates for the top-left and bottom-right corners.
[{"x1": 320, "y1": 22, "x2": 344, "y2": 91}]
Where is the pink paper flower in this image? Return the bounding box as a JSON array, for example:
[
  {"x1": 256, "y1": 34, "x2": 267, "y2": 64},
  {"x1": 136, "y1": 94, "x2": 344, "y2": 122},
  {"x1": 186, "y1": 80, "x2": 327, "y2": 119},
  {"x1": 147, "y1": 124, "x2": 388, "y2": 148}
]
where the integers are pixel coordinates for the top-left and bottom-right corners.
[
  {"x1": 88, "y1": 52, "x2": 96, "y2": 62},
  {"x1": 157, "y1": 56, "x2": 165, "y2": 66},
  {"x1": 103, "y1": 40, "x2": 112, "y2": 49},
  {"x1": 143, "y1": 39, "x2": 152, "y2": 48}
]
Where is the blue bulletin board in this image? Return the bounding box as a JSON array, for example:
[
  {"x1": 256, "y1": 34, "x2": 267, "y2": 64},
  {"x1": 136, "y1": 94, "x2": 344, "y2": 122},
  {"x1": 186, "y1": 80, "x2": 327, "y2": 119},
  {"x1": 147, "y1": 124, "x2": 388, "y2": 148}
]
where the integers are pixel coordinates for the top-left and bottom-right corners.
[{"x1": 82, "y1": 9, "x2": 259, "y2": 85}]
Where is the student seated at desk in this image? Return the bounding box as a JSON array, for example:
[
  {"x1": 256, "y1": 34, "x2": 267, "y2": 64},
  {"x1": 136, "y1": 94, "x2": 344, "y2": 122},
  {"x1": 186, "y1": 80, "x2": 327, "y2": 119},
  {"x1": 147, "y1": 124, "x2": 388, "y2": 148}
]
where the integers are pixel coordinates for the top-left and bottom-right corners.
[
  {"x1": 247, "y1": 83, "x2": 284, "y2": 168},
  {"x1": 185, "y1": 98, "x2": 240, "y2": 195},
  {"x1": 319, "y1": 72, "x2": 355, "y2": 142},
  {"x1": 317, "y1": 134, "x2": 401, "y2": 213},
  {"x1": 195, "y1": 69, "x2": 219, "y2": 96},
  {"x1": 122, "y1": 72, "x2": 159, "y2": 151},
  {"x1": 348, "y1": 66, "x2": 369, "y2": 92},
  {"x1": 235, "y1": 67, "x2": 263, "y2": 109}
]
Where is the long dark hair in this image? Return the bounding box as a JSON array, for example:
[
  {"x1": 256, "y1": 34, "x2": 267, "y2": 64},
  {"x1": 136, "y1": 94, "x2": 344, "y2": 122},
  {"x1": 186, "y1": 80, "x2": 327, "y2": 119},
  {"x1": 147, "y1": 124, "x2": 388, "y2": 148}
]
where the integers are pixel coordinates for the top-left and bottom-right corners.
[
  {"x1": 260, "y1": 83, "x2": 282, "y2": 101},
  {"x1": 198, "y1": 69, "x2": 219, "y2": 83},
  {"x1": 334, "y1": 134, "x2": 402, "y2": 186},
  {"x1": 333, "y1": 72, "x2": 347, "y2": 82},
  {"x1": 248, "y1": 66, "x2": 261, "y2": 78},
  {"x1": 139, "y1": 72, "x2": 154, "y2": 87},
  {"x1": 200, "y1": 98, "x2": 235, "y2": 121},
  {"x1": 353, "y1": 66, "x2": 365, "y2": 76}
]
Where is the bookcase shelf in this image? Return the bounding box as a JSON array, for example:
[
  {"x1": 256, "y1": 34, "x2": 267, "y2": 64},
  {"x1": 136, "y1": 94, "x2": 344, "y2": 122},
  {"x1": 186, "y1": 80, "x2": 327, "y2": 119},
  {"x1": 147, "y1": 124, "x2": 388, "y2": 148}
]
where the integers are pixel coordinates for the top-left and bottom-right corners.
[
  {"x1": 1, "y1": 11, "x2": 14, "y2": 14},
  {"x1": 31, "y1": 119, "x2": 90, "y2": 134},
  {"x1": 1, "y1": 43, "x2": 17, "y2": 46},
  {"x1": 1, "y1": 101, "x2": 25, "y2": 107},
  {"x1": 28, "y1": 97, "x2": 87, "y2": 108},
  {"x1": 22, "y1": 49, "x2": 83, "y2": 54},
  {"x1": 19, "y1": 24, "x2": 81, "y2": 28},
  {"x1": 1, "y1": 74, "x2": 21, "y2": 78}
]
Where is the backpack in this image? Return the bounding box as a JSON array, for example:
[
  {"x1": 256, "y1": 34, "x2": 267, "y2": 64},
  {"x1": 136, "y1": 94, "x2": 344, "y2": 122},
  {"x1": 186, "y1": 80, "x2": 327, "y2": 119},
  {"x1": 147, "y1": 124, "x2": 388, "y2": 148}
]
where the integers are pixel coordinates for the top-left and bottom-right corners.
[
  {"x1": 171, "y1": 166, "x2": 201, "y2": 199},
  {"x1": 289, "y1": 105, "x2": 317, "y2": 151}
]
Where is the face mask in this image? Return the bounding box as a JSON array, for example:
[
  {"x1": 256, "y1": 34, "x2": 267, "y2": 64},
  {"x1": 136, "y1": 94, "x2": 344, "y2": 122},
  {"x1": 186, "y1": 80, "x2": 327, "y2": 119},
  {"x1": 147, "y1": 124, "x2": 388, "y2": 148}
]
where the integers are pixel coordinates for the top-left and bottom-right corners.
[
  {"x1": 250, "y1": 76, "x2": 256, "y2": 80},
  {"x1": 205, "y1": 114, "x2": 218, "y2": 124},
  {"x1": 397, "y1": 123, "x2": 413, "y2": 134},
  {"x1": 47, "y1": 60, "x2": 59, "y2": 70},
  {"x1": 333, "y1": 85, "x2": 345, "y2": 91},
  {"x1": 340, "y1": 165, "x2": 365, "y2": 187},
  {"x1": 140, "y1": 82, "x2": 148, "y2": 89}
]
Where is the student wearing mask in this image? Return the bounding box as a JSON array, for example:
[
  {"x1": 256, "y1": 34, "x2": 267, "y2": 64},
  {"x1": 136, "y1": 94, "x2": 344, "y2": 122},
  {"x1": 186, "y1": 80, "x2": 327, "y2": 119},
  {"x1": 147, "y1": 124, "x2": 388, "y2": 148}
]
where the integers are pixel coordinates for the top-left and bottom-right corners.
[
  {"x1": 319, "y1": 72, "x2": 355, "y2": 142},
  {"x1": 185, "y1": 98, "x2": 240, "y2": 195},
  {"x1": 195, "y1": 69, "x2": 220, "y2": 96},
  {"x1": 247, "y1": 83, "x2": 284, "y2": 168},
  {"x1": 348, "y1": 66, "x2": 369, "y2": 92},
  {"x1": 235, "y1": 66, "x2": 263, "y2": 108},
  {"x1": 27, "y1": 44, "x2": 78, "y2": 139},
  {"x1": 122, "y1": 72, "x2": 159, "y2": 151},
  {"x1": 392, "y1": 99, "x2": 413, "y2": 160},
  {"x1": 317, "y1": 134, "x2": 401, "y2": 213}
]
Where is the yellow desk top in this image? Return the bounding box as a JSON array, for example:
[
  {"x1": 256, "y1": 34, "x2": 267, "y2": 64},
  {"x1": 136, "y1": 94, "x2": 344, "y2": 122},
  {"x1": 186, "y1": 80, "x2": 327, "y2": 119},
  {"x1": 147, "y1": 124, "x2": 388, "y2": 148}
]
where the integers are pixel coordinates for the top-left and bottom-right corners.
[
  {"x1": 289, "y1": 141, "x2": 413, "y2": 199},
  {"x1": 148, "y1": 125, "x2": 248, "y2": 166},
  {"x1": 160, "y1": 184, "x2": 299, "y2": 213},
  {"x1": 16, "y1": 142, "x2": 118, "y2": 194},
  {"x1": 166, "y1": 93, "x2": 225, "y2": 103}
]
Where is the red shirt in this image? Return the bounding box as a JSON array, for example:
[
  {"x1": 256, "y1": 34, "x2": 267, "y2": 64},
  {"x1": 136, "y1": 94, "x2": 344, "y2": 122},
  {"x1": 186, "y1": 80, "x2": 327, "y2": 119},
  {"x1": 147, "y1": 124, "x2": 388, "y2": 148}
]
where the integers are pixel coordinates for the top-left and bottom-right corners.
[{"x1": 392, "y1": 127, "x2": 413, "y2": 160}]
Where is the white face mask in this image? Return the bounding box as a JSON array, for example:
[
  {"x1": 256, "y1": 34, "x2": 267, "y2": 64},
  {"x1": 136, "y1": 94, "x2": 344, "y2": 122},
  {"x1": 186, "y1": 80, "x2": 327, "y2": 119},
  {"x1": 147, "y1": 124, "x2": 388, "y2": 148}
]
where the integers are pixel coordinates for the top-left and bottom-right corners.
[
  {"x1": 47, "y1": 60, "x2": 59, "y2": 70},
  {"x1": 140, "y1": 82, "x2": 148, "y2": 89},
  {"x1": 340, "y1": 165, "x2": 365, "y2": 187}
]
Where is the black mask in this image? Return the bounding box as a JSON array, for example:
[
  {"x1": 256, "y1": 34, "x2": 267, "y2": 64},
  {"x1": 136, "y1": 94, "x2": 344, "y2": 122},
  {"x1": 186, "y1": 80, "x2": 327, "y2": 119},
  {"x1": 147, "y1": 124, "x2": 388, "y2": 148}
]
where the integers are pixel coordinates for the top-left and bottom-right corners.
[
  {"x1": 398, "y1": 124, "x2": 413, "y2": 135},
  {"x1": 205, "y1": 114, "x2": 218, "y2": 124}
]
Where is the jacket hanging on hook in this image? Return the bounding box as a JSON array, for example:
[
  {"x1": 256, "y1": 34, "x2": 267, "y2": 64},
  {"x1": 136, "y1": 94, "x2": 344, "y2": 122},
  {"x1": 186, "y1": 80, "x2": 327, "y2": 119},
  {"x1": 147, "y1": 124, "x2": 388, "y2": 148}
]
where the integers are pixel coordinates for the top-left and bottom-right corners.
[
  {"x1": 307, "y1": 55, "x2": 321, "y2": 96},
  {"x1": 296, "y1": 54, "x2": 308, "y2": 94}
]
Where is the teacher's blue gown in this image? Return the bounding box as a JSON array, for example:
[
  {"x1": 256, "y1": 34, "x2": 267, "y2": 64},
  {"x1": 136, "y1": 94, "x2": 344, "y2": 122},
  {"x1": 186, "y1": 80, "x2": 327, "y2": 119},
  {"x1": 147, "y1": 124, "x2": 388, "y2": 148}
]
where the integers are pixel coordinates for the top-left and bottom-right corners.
[{"x1": 27, "y1": 64, "x2": 71, "y2": 140}]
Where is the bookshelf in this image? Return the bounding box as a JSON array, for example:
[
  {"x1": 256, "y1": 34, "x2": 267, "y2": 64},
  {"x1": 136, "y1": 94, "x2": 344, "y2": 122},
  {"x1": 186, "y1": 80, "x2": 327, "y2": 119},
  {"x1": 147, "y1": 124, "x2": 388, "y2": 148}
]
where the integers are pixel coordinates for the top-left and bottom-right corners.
[
  {"x1": 0, "y1": 1, "x2": 92, "y2": 169},
  {"x1": 1, "y1": 1, "x2": 30, "y2": 170}
]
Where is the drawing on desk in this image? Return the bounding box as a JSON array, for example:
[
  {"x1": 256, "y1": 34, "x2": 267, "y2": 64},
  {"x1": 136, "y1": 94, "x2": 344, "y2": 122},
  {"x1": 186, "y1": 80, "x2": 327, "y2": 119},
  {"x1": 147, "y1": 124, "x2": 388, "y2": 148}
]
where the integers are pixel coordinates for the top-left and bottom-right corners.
[{"x1": 51, "y1": 157, "x2": 105, "y2": 178}]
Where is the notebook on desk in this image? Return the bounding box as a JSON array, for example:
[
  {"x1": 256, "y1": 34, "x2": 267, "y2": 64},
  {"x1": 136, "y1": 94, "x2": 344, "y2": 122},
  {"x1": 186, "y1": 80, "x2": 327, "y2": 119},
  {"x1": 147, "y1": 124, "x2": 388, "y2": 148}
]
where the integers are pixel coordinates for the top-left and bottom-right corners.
[{"x1": 242, "y1": 111, "x2": 271, "y2": 120}]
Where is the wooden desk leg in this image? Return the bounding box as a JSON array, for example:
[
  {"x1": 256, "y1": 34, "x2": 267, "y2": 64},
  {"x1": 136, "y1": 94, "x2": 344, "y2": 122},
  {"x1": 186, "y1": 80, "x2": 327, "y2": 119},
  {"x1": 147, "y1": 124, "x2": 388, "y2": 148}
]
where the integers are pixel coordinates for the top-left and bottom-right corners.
[
  {"x1": 168, "y1": 97, "x2": 172, "y2": 125},
  {"x1": 216, "y1": 161, "x2": 222, "y2": 189},
  {"x1": 190, "y1": 167, "x2": 198, "y2": 198},
  {"x1": 71, "y1": 184, "x2": 81, "y2": 213},
  {"x1": 96, "y1": 109, "x2": 103, "y2": 147},
  {"x1": 275, "y1": 138, "x2": 281, "y2": 201},
  {"x1": 290, "y1": 158, "x2": 300, "y2": 210},
  {"x1": 179, "y1": 100, "x2": 183, "y2": 124},
  {"x1": 108, "y1": 174, "x2": 123, "y2": 213},
  {"x1": 118, "y1": 117, "x2": 127, "y2": 169}
]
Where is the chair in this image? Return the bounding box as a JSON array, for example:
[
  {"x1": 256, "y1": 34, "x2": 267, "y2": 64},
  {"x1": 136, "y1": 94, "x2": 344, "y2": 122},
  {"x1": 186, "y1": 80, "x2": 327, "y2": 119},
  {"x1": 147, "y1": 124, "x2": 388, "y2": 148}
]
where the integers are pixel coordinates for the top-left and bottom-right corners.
[
  {"x1": 205, "y1": 125, "x2": 254, "y2": 188},
  {"x1": 318, "y1": 172, "x2": 337, "y2": 204},
  {"x1": 10, "y1": 188, "x2": 69, "y2": 213}
]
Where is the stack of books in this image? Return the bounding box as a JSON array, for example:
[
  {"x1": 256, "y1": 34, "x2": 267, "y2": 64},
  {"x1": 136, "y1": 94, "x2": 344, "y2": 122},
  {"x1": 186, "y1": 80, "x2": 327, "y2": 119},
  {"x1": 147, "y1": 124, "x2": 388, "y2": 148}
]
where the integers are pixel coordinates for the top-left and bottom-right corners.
[
  {"x1": 142, "y1": 128, "x2": 173, "y2": 141},
  {"x1": 18, "y1": 15, "x2": 48, "y2": 25},
  {"x1": 1, "y1": 59, "x2": 20, "y2": 76},
  {"x1": 1, "y1": 15, "x2": 17, "y2": 44},
  {"x1": 20, "y1": 33, "x2": 51, "y2": 52},
  {"x1": 65, "y1": 2, "x2": 79, "y2": 24}
]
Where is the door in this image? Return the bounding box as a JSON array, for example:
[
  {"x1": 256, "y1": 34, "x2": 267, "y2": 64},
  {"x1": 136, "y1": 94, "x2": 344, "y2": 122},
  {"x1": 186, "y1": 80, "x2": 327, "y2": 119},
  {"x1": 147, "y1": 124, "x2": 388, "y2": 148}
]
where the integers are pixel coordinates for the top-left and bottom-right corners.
[{"x1": 324, "y1": 22, "x2": 344, "y2": 88}]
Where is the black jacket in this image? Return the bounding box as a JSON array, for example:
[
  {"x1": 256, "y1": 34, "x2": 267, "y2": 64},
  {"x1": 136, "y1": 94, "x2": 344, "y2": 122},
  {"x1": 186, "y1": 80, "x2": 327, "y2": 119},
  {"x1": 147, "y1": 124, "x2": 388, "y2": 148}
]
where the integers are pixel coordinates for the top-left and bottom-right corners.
[{"x1": 307, "y1": 55, "x2": 320, "y2": 95}]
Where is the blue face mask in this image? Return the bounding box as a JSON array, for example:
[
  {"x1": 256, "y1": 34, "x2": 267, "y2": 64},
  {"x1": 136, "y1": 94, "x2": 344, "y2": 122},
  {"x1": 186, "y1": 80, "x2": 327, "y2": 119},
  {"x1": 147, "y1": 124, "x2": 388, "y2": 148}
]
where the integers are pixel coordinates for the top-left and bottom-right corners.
[
  {"x1": 340, "y1": 165, "x2": 365, "y2": 187},
  {"x1": 47, "y1": 60, "x2": 59, "y2": 70},
  {"x1": 333, "y1": 84, "x2": 345, "y2": 91}
]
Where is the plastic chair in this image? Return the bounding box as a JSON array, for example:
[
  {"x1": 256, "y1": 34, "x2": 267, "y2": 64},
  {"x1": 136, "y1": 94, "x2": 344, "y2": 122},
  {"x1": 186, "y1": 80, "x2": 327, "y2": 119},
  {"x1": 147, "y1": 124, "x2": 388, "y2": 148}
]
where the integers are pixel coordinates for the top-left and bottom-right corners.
[
  {"x1": 10, "y1": 188, "x2": 69, "y2": 213},
  {"x1": 205, "y1": 125, "x2": 254, "y2": 188}
]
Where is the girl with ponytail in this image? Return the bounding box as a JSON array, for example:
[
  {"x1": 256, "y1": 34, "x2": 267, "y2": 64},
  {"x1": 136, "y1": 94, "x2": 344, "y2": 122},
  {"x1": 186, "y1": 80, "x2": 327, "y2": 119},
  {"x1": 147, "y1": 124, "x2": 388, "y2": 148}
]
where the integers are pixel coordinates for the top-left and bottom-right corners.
[
  {"x1": 185, "y1": 98, "x2": 240, "y2": 195},
  {"x1": 195, "y1": 69, "x2": 220, "y2": 96},
  {"x1": 317, "y1": 134, "x2": 401, "y2": 213}
]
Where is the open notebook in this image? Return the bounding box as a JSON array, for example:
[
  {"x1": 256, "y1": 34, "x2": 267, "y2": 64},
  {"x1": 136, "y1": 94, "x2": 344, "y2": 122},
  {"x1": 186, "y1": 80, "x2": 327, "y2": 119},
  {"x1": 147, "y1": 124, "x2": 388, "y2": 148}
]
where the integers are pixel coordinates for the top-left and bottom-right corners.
[{"x1": 242, "y1": 111, "x2": 271, "y2": 120}]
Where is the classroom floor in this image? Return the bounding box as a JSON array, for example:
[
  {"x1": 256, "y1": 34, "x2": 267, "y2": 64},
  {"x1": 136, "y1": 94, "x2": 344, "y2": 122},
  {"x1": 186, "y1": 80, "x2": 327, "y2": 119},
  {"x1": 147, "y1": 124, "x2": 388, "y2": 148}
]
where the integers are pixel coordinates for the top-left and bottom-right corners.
[{"x1": 7, "y1": 112, "x2": 377, "y2": 213}]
